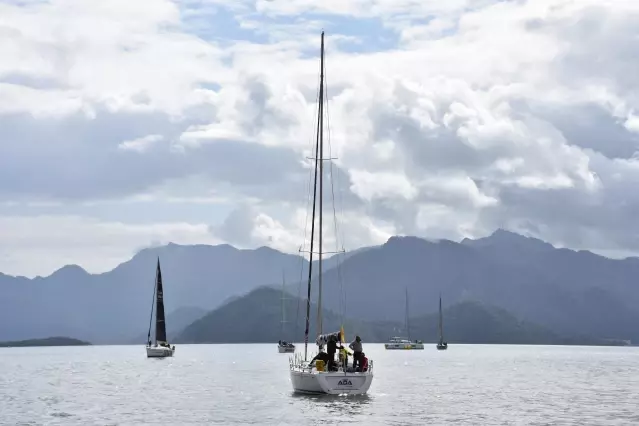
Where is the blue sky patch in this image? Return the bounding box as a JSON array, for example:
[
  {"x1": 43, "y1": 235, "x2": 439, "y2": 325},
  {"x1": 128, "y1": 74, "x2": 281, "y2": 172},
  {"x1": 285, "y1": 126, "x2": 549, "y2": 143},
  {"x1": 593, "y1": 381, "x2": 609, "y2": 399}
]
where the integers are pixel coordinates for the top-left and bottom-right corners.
[{"x1": 178, "y1": 2, "x2": 402, "y2": 53}]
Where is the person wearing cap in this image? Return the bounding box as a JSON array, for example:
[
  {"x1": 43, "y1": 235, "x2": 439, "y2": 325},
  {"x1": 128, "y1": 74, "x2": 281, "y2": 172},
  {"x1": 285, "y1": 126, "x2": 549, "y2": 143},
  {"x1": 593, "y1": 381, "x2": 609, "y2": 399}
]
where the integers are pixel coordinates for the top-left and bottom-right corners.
[{"x1": 349, "y1": 335, "x2": 363, "y2": 371}]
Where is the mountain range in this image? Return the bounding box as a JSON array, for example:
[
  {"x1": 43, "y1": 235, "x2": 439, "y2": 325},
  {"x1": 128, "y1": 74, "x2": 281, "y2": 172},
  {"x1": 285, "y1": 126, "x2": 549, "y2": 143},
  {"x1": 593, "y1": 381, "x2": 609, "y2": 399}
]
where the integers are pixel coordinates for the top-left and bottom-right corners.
[
  {"x1": 176, "y1": 286, "x2": 618, "y2": 346},
  {"x1": 317, "y1": 230, "x2": 639, "y2": 343},
  {"x1": 1, "y1": 229, "x2": 638, "y2": 344}
]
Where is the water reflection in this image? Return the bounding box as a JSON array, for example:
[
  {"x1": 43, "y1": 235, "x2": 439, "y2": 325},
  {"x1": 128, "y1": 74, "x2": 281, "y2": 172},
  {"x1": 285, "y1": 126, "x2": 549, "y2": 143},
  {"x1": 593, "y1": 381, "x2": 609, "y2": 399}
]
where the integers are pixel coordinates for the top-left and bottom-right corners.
[
  {"x1": 5, "y1": 345, "x2": 639, "y2": 424},
  {"x1": 291, "y1": 392, "x2": 372, "y2": 417}
]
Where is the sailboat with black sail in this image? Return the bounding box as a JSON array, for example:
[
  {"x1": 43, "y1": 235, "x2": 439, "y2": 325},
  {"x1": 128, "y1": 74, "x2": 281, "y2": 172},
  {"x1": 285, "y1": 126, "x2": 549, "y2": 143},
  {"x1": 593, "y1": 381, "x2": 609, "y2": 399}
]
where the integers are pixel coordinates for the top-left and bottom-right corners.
[
  {"x1": 146, "y1": 258, "x2": 175, "y2": 358},
  {"x1": 288, "y1": 31, "x2": 374, "y2": 395},
  {"x1": 437, "y1": 295, "x2": 448, "y2": 350}
]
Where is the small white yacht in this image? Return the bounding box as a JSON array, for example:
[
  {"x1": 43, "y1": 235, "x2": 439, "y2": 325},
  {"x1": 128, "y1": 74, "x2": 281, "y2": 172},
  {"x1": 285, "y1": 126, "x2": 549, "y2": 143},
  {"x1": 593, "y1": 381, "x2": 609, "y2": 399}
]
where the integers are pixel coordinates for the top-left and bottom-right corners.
[
  {"x1": 385, "y1": 288, "x2": 424, "y2": 350},
  {"x1": 384, "y1": 336, "x2": 425, "y2": 350},
  {"x1": 278, "y1": 340, "x2": 295, "y2": 353}
]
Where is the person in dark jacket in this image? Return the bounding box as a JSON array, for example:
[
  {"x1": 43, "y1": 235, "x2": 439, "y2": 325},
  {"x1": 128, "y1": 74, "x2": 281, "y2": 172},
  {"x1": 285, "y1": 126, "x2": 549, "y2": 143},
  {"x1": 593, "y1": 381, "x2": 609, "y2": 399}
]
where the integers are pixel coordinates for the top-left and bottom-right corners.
[
  {"x1": 309, "y1": 346, "x2": 331, "y2": 369},
  {"x1": 326, "y1": 336, "x2": 338, "y2": 370},
  {"x1": 349, "y1": 335, "x2": 363, "y2": 370}
]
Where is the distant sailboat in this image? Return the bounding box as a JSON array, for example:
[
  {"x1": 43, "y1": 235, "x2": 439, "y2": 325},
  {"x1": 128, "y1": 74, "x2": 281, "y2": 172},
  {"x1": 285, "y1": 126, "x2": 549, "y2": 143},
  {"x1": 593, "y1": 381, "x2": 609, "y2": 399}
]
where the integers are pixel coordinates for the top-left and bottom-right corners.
[
  {"x1": 278, "y1": 272, "x2": 295, "y2": 353},
  {"x1": 437, "y1": 295, "x2": 448, "y2": 350},
  {"x1": 385, "y1": 288, "x2": 424, "y2": 350},
  {"x1": 146, "y1": 258, "x2": 175, "y2": 358}
]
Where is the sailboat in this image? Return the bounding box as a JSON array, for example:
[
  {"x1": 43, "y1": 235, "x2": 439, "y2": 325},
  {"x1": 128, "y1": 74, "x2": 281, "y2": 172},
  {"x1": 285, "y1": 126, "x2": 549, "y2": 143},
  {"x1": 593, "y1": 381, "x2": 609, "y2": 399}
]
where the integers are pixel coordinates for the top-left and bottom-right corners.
[
  {"x1": 385, "y1": 288, "x2": 424, "y2": 350},
  {"x1": 289, "y1": 31, "x2": 374, "y2": 395},
  {"x1": 278, "y1": 272, "x2": 295, "y2": 353},
  {"x1": 145, "y1": 258, "x2": 175, "y2": 358},
  {"x1": 436, "y1": 295, "x2": 448, "y2": 350}
]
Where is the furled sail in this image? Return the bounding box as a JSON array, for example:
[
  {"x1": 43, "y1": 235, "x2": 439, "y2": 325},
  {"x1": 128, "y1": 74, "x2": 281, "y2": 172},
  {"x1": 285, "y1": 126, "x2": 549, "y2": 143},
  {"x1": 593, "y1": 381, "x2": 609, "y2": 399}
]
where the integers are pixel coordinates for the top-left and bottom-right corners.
[{"x1": 316, "y1": 331, "x2": 340, "y2": 347}]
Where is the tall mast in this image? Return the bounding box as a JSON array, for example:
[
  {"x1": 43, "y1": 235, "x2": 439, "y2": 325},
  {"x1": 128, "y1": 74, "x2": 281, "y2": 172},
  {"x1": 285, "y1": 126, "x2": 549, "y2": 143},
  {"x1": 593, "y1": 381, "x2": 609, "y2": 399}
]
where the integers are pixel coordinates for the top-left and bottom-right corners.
[
  {"x1": 439, "y1": 294, "x2": 443, "y2": 343},
  {"x1": 303, "y1": 31, "x2": 325, "y2": 361},
  {"x1": 405, "y1": 287, "x2": 410, "y2": 340},
  {"x1": 280, "y1": 271, "x2": 286, "y2": 338},
  {"x1": 316, "y1": 30, "x2": 325, "y2": 337}
]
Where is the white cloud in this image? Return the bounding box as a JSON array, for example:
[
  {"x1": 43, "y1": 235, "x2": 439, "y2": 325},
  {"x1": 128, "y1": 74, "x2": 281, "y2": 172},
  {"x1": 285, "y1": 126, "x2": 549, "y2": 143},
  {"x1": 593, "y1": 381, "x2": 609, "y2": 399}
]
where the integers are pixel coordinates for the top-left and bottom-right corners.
[
  {"x1": 349, "y1": 170, "x2": 418, "y2": 201},
  {"x1": 2, "y1": 0, "x2": 639, "y2": 274},
  {"x1": 118, "y1": 134, "x2": 164, "y2": 152},
  {"x1": 0, "y1": 215, "x2": 219, "y2": 277},
  {"x1": 624, "y1": 114, "x2": 639, "y2": 133},
  {"x1": 0, "y1": 0, "x2": 227, "y2": 117}
]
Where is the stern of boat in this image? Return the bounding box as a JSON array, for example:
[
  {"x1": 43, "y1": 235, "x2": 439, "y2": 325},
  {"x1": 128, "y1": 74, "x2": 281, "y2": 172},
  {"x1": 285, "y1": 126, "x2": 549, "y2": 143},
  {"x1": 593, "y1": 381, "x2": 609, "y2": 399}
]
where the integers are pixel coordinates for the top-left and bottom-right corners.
[
  {"x1": 146, "y1": 346, "x2": 174, "y2": 358},
  {"x1": 316, "y1": 369, "x2": 374, "y2": 395},
  {"x1": 279, "y1": 345, "x2": 295, "y2": 353},
  {"x1": 289, "y1": 355, "x2": 323, "y2": 394},
  {"x1": 289, "y1": 354, "x2": 374, "y2": 395}
]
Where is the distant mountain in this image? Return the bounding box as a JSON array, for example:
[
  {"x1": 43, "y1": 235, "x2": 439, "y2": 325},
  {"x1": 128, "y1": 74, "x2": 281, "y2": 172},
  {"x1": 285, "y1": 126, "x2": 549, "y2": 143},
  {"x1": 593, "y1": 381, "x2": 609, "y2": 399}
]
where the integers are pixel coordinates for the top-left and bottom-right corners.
[
  {"x1": 315, "y1": 231, "x2": 639, "y2": 343},
  {"x1": 409, "y1": 301, "x2": 593, "y2": 345},
  {"x1": 175, "y1": 286, "x2": 614, "y2": 345},
  {"x1": 176, "y1": 286, "x2": 388, "y2": 344},
  {"x1": 3, "y1": 229, "x2": 639, "y2": 344},
  {"x1": 0, "y1": 243, "x2": 309, "y2": 343},
  {"x1": 0, "y1": 337, "x2": 91, "y2": 347}
]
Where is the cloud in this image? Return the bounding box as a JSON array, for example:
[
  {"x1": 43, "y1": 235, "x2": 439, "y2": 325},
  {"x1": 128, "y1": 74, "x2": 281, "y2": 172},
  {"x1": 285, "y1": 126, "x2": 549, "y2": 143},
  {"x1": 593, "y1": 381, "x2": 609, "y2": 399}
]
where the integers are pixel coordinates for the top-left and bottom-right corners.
[
  {"x1": 2, "y1": 0, "x2": 639, "y2": 275},
  {"x1": 211, "y1": 203, "x2": 303, "y2": 251},
  {"x1": 212, "y1": 204, "x2": 256, "y2": 246},
  {"x1": 0, "y1": 215, "x2": 218, "y2": 277},
  {"x1": 118, "y1": 134, "x2": 164, "y2": 152},
  {"x1": 349, "y1": 169, "x2": 418, "y2": 201}
]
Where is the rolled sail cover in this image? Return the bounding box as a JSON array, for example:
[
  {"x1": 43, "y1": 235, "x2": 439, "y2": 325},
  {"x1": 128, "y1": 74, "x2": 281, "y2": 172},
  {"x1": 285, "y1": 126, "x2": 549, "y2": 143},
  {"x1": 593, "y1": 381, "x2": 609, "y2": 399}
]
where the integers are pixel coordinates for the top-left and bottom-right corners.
[{"x1": 316, "y1": 331, "x2": 340, "y2": 347}]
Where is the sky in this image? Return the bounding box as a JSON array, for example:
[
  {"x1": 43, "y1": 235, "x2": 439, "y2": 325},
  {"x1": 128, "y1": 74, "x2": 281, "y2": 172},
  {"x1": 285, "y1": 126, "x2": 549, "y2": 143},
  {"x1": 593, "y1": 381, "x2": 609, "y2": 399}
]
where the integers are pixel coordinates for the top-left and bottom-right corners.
[{"x1": 2, "y1": 0, "x2": 639, "y2": 277}]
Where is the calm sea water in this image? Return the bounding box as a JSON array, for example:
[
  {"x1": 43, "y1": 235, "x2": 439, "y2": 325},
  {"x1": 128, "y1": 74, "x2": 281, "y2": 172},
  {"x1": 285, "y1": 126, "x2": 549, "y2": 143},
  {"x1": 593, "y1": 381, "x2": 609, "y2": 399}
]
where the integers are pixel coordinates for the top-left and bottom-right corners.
[{"x1": 0, "y1": 344, "x2": 638, "y2": 425}]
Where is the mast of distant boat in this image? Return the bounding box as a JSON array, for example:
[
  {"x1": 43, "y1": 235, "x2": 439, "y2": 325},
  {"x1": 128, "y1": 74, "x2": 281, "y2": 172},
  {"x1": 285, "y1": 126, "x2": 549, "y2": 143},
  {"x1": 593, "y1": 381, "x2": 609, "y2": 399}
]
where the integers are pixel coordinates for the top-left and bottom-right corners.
[
  {"x1": 438, "y1": 294, "x2": 443, "y2": 344},
  {"x1": 281, "y1": 271, "x2": 287, "y2": 341},
  {"x1": 303, "y1": 31, "x2": 325, "y2": 361},
  {"x1": 405, "y1": 287, "x2": 411, "y2": 341}
]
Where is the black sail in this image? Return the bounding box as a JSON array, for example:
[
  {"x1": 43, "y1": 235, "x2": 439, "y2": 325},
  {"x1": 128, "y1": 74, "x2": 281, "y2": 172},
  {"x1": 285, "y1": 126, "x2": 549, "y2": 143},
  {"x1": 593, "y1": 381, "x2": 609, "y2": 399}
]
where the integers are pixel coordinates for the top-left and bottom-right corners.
[{"x1": 155, "y1": 259, "x2": 168, "y2": 344}]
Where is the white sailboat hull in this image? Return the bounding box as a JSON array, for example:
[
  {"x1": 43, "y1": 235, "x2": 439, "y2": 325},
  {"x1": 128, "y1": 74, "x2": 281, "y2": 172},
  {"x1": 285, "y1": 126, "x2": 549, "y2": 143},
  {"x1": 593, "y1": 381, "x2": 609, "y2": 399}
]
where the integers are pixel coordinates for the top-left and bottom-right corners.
[
  {"x1": 146, "y1": 346, "x2": 174, "y2": 358},
  {"x1": 278, "y1": 344, "x2": 295, "y2": 353},
  {"x1": 384, "y1": 342, "x2": 424, "y2": 350},
  {"x1": 289, "y1": 368, "x2": 373, "y2": 395},
  {"x1": 289, "y1": 356, "x2": 374, "y2": 395},
  {"x1": 290, "y1": 368, "x2": 374, "y2": 395}
]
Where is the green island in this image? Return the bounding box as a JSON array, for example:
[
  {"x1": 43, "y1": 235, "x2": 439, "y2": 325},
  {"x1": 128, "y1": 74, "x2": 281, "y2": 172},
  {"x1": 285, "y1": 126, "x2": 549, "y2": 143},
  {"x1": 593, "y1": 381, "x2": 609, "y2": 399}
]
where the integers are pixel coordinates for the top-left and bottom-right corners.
[{"x1": 0, "y1": 337, "x2": 91, "y2": 347}]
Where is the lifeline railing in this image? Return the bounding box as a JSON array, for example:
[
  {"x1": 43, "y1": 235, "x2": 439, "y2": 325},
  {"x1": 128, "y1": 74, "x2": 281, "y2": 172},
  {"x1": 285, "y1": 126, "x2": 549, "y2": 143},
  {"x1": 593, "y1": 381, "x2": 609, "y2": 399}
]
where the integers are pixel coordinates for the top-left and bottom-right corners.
[{"x1": 289, "y1": 352, "x2": 374, "y2": 374}]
